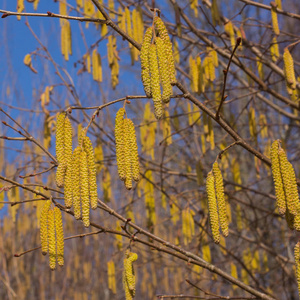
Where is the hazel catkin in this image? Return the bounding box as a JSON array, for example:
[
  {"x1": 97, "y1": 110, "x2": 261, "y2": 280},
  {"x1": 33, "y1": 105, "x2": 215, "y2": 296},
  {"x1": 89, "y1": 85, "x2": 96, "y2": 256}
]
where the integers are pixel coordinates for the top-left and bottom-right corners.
[
  {"x1": 80, "y1": 150, "x2": 90, "y2": 227},
  {"x1": 48, "y1": 208, "x2": 56, "y2": 270},
  {"x1": 54, "y1": 207, "x2": 64, "y2": 267},
  {"x1": 115, "y1": 108, "x2": 126, "y2": 181},
  {"x1": 40, "y1": 200, "x2": 51, "y2": 255}
]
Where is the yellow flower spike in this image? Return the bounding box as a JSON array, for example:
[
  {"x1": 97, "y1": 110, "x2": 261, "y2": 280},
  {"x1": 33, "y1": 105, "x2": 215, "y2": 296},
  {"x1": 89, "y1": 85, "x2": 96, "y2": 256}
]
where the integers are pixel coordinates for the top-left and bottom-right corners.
[
  {"x1": 270, "y1": 140, "x2": 286, "y2": 215},
  {"x1": 64, "y1": 160, "x2": 73, "y2": 208},
  {"x1": 271, "y1": 6, "x2": 280, "y2": 35},
  {"x1": 212, "y1": 162, "x2": 228, "y2": 237},
  {"x1": 83, "y1": 136, "x2": 98, "y2": 210},
  {"x1": 123, "y1": 250, "x2": 138, "y2": 299},
  {"x1": 270, "y1": 37, "x2": 279, "y2": 62},
  {"x1": 149, "y1": 44, "x2": 163, "y2": 120},
  {"x1": 287, "y1": 162, "x2": 300, "y2": 212},
  {"x1": 80, "y1": 150, "x2": 90, "y2": 227},
  {"x1": 154, "y1": 16, "x2": 176, "y2": 83},
  {"x1": 127, "y1": 119, "x2": 140, "y2": 182},
  {"x1": 140, "y1": 27, "x2": 153, "y2": 97},
  {"x1": 278, "y1": 148, "x2": 297, "y2": 216},
  {"x1": 124, "y1": 119, "x2": 133, "y2": 190},
  {"x1": 55, "y1": 163, "x2": 65, "y2": 188},
  {"x1": 206, "y1": 171, "x2": 220, "y2": 244},
  {"x1": 64, "y1": 116, "x2": 73, "y2": 163},
  {"x1": 283, "y1": 48, "x2": 296, "y2": 93},
  {"x1": 40, "y1": 200, "x2": 51, "y2": 255},
  {"x1": 72, "y1": 147, "x2": 82, "y2": 220},
  {"x1": 54, "y1": 207, "x2": 64, "y2": 267},
  {"x1": 295, "y1": 241, "x2": 300, "y2": 294},
  {"x1": 156, "y1": 37, "x2": 172, "y2": 103},
  {"x1": 115, "y1": 108, "x2": 126, "y2": 181},
  {"x1": 56, "y1": 112, "x2": 66, "y2": 164},
  {"x1": 48, "y1": 208, "x2": 56, "y2": 270}
]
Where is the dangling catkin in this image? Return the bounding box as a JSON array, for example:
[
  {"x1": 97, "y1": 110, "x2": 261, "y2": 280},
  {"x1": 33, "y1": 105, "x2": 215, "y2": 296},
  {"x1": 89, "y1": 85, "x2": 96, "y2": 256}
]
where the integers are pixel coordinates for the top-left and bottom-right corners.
[
  {"x1": 156, "y1": 37, "x2": 172, "y2": 103},
  {"x1": 54, "y1": 207, "x2": 64, "y2": 267},
  {"x1": 64, "y1": 160, "x2": 73, "y2": 208},
  {"x1": 149, "y1": 44, "x2": 163, "y2": 120},
  {"x1": 56, "y1": 113, "x2": 66, "y2": 187},
  {"x1": 123, "y1": 250, "x2": 138, "y2": 299},
  {"x1": 206, "y1": 171, "x2": 220, "y2": 244},
  {"x1": 154, "y1": 16, "x2": 176, "y2": 83},
  {"x1": 140, "y1": 27, "x2": 152, "y2": 97},
  {"x1": 283, "y1": 48, "x2": 296, "y2": 92},
  {"x1": 48, "y1": 208, "x2": 56, "y2": 270},
  {"x1": 124, "y1": 119, "x2": 133, "y2": 190},
  {"x1": 72, "y1": 147, "x2": 82, "y2": 220},
  {"x1": 83, "y1": 136, "x2": 98, "y2": 210},
  {"x1": 270, "y1": 140, "x2": 286, "y2": 215},
  {"x1": 80, "y1": 150, "x2": 90, "y2": 227},
  {"x1": 278, "y1": 148, "x2": 298, "y2": 216},
  {"x1": 128, "y1": 119, "x2": 140, "y2": 182},
  {"x1": 40, "y1": 200, "x2": 51, "y2": 255},
  {"x1": 271, "y1": 6, "x2": 280, "y2": 35},
  {"x1": 115, "y1": 108, "x2": 126, "y2": 181},
  {"x1": 295, "y1": 241, "x2": 300, "y2": 293},
  {"x1": 212, "y1": 162, "x2": 228, "y2": 237}
]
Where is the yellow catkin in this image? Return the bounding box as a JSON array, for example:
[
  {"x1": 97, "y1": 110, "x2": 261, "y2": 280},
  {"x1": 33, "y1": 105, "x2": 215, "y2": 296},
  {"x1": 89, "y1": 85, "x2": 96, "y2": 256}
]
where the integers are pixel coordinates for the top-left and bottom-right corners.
[
  {"x1": 271, "y1": 6, "x2": 280, "y2": 35},
  {"x1": 83, "y1": 136, "x2": 98, "y2": 210},
  {"x1": 125, "y1": 7, "x2": 132, "y2": 41},
  {"x1": 40, "y1": 200, "x2": 51, "y2": 255},
  {"x1": 72, "y1": 147, "x2": 82, "y2": 220},
  {"x1": 149, "y1": 44, "x2": 163, "y2": 120},
  {"x1": 224, "y1": 21, "x2": 235, "y2": 49},
  {"x1": 213, "y1": 162, "x2": 228, "y2": 237},
  {"x1": 283, "y1": 48, "x2": 296, "y2": 93},
  {"x1": 206, "y1": 171, "x2": 220, "y2": 244},
  {"x1": 64, "y1": 159, "x2": 73, "y2": 208},
  {"x1": 54, "y1": 207, "x2": 64, "y2": 267},
  {"x1": 270, "y1": 37, "x2": 279, "y2": 62},
  {"x1": 295, "y1": 241, "x2": 300, "y2": 295},
  {"x1": 123, "y1": 251, "x2": 138, "y2": 300},
  {"x1": 80, "y1": 150, "x2": 90, "y2": 227},
  {"x1": 140, "y1": 27, "x2": 153, "y2": 97},
  {"x1": 128, "y1": 119, "x2": 140, "y2": 182},
  {"x1": 48, "y1": 209, "x2": 56, "y2": 270},
  {"x1": 270, "y1": 140, "x2": 286, "y2": 215},
  {"x1": 115, "y1": 108, "x2": 126, "y2": 181},
  {"x1": 156, "y1": 37, "x2": 172, "y2": 103},
  {"x1": 56, "y1": 113, "x2": 66, "y2": 187},
  {"x1": 189, "y1": 56, "x2": 198, "y2": 93},
  {"x1": 64, "y1": 116, "x2": 73, "y2": 168},
  {"x1": 124, "y1": 119, "x2": 133, "y2": 190},
  {"x1": 279, "y1": 148, "x2": 299, "y2": 216},
  {"x1": 154, "y1": 17, "x2": 176, "y2": 83}
]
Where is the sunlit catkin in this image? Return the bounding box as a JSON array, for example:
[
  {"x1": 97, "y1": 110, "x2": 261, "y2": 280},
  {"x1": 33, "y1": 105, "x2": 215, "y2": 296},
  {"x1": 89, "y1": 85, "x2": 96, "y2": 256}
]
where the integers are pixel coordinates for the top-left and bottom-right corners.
[
  {"x1": 156, "y1": 37, "x2": 172, "y2": 103},
  {"x1": 270, "y1": 140, "x2": 286, "y2": 215},
  {"x1": 56, "y1": 113, "x2": 66, "y2": 187},
  {"x1": 115, "y1": 108, "x2": 126, "y2": 181},
  {"x1": 140, "y1": 27, "x2": 152, "y2": 97},
  {"x1": 206, "y1": 171, "x2": 220, "y2": 244},
  {"x1": 124, "y1": 119, "x2": 133, "y2": 190},
  {"x1": 48, "y1": 208, "x2": 56, "y2": 270},
  {"x1": 64, "y1": 160, "x2": 73, "y2": 208},
  {"x1": 72, "y1": 147, "x2": 81, "y2": 220},
  {"x1": 54, "y1": 207, "x2": 64, "y2": 267},
  {"x1": 149, "y1": 44, "x2": 163, "y2": 120},
  {"x1": 212, "y1": 162, "x2": 228, "y2": 237},
  {"x1": 127, "y1": 120, "x2": 140, "y2": 182},
  {"x1": 295, "y1": 241, "x2": 300, "y2": 293},
  {"x1": 283, "y1": 48, "x2": 296, "y2": 93},
  {"x1": 83, "y1": 136, "x2": 98, "y2": 210},
  {"x1": 40, "y1": 200, "x2": 51, "y2": 255},
  {"x1": 80, "y1": 150, "x2": 90, "y2": 227},
  {"x1": 279, "y1": 148, "x2": 299, "y2": 216},
  {"x1": 123, "y1": 250, "x2": 138, "y2": 299},
  {"x1": 271, "y1": 6, "x2": 280, "y2": 35},
  {"x1": 154, "y1": 16, "x2": 176, "y2": 83}
]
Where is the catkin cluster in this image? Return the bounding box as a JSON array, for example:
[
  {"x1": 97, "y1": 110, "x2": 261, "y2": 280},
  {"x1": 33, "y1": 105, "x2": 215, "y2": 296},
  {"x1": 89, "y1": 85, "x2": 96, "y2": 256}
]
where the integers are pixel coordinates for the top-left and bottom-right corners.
[
  {"x1": 206, "y1": 161, "x2": 228, "y2": 244},
  {"x1": 55, "y1": 112, "x2": 73, "y2": 188},
  {"x1": 270, "y1": 140, "x2": 300, "y2": 230},
  {"x1": 115, "y1": 108, "x2": 140, "y2": 190},
  {"x1": 39, "y1": 201, "x2": 64, "y2": 270},
  {"x1": 140, "y1": 17, "x2": 176, "y2": 119},
  {"x1": 64, "y1": 132, "x2": 98, "y2": 227},
  {"x1": 123, "y1": 250, "x2": 138, "y2": 300}
]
